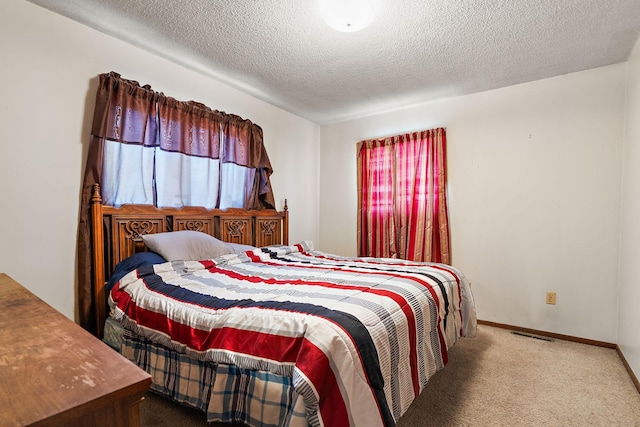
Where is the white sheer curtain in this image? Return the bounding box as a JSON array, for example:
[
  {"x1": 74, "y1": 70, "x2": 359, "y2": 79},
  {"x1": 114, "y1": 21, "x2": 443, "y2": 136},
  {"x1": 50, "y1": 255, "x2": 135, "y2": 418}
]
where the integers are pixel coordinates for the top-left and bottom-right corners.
[
  {"x1": 155, "y1": 149, "x2": 221, "y2": 209},
  {"x1": 101, "y1": 139, "x2": 155, "y2": 206},
  {"x1": 219, "y1": 163, "x2": 251, "y2": 209}
]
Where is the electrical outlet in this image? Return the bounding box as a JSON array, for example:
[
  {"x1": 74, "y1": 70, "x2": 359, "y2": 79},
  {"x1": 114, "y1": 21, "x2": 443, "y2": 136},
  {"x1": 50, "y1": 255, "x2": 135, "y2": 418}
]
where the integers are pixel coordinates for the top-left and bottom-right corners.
[{"x1": 546, "y1": 292, "x2": 556, "y2": 305}]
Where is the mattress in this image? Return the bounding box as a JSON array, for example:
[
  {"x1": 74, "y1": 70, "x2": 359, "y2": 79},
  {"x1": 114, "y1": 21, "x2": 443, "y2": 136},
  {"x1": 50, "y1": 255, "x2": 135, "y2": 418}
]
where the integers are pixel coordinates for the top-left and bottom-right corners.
[{"x1": 108, "y1": 241, "x2": 476, "y2": 426}]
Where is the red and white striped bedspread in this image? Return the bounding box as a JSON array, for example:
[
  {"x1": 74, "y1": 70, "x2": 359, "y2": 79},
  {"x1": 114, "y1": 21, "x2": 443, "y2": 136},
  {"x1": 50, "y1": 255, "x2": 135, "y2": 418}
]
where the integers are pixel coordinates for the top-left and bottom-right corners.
[{"x1": 109, "y1": 241, "x2": 477, "y2": 427}]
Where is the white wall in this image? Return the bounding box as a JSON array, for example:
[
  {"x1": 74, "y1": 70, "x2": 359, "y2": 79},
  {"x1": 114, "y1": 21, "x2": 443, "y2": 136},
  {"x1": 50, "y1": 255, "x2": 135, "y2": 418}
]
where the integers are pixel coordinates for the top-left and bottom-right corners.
[
  {"x1": 619, "y1": 39, "x2": 640, "y2": 381},
  {"x1": 0, "y1": 0, "x2": 320, "y2": 321},
  {"x1": 320, "y1": 65, "x2": 626, "y2": 343}
]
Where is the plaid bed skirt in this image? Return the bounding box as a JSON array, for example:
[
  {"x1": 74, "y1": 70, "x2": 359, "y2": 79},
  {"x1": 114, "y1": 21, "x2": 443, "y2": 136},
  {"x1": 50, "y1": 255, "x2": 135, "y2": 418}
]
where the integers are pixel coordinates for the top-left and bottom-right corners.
[{"x1": 119, "y1": 328, "x2": 309, "y2": 426}]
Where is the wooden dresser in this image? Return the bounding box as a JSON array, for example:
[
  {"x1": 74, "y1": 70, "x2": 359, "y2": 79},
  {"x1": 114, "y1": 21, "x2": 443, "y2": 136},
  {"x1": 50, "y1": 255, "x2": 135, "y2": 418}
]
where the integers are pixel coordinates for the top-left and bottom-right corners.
[{"x1": 0, "y1": 273, "x2": 151, "y2": 426}]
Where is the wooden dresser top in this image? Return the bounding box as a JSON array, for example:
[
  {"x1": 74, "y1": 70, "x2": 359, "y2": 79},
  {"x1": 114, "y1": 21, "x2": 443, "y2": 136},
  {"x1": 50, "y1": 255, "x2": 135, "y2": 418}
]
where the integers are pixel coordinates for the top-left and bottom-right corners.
[{"x1": 0, "y1": 273, "x2": 151, "y2": 426}]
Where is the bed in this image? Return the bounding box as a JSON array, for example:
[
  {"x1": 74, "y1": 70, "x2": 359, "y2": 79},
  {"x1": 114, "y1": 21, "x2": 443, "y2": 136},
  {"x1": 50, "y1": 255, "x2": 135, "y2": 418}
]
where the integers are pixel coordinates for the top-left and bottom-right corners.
[{"x1": 89, "y1": 183, "x2": 477, "y2": 427}]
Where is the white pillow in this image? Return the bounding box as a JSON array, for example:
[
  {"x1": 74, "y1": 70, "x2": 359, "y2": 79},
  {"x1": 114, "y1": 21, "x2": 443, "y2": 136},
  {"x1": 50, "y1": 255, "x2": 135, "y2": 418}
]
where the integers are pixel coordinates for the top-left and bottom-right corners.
[
  {"x1": 225, "y1": 242, "x2": 258, "y2": 254},
  {"x1": 142, "y1": 230, "x2": 233, "y2": 261}
]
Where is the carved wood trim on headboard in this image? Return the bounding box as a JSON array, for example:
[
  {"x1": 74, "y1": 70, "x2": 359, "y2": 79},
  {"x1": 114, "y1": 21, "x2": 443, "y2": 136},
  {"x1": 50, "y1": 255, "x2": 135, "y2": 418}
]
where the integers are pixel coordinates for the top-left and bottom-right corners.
[{"x1": 90, "y1": 183, "x2": 289, "y2": 337}]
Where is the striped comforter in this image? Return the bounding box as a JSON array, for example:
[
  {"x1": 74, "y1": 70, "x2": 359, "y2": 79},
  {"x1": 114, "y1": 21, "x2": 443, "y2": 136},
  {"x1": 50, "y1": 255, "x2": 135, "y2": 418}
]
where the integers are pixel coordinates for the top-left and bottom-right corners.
[{"x1": 109, "y1": 241, "x2": 477, "y2": 427}]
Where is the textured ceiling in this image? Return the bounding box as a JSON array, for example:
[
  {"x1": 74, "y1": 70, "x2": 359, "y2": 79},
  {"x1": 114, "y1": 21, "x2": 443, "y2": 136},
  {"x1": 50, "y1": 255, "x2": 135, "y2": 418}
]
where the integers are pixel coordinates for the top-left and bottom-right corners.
[{"x1": 27, "y1": 0, "x2": 640, "y2": 124}]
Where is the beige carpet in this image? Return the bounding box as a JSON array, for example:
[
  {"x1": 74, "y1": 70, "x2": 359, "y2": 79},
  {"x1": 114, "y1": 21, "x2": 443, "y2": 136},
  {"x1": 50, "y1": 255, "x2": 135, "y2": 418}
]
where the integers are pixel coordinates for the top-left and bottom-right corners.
[{"x1": 140, "y1": 325, "x2": 640, "y2": 426}]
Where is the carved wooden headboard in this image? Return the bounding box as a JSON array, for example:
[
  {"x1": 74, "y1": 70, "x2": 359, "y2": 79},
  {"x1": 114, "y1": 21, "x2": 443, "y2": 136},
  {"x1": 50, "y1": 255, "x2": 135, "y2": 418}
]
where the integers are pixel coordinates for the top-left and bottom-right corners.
[{"x1": 90, "y1": 183, "x2": 288, "y2": 336}]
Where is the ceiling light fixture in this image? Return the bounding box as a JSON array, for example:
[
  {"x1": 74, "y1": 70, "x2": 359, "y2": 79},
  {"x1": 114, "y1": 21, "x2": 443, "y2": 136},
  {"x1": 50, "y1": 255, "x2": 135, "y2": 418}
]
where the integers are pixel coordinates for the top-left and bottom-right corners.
[{"x1": 318, "y1": 0, "x2": 381, "y2": 33}]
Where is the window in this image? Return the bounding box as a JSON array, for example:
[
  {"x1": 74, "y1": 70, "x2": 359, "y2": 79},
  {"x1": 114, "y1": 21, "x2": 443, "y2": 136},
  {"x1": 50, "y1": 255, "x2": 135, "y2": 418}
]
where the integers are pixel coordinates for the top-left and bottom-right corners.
[{"x1": 357, "y1": 128, "x2": 450, "y2": 263}]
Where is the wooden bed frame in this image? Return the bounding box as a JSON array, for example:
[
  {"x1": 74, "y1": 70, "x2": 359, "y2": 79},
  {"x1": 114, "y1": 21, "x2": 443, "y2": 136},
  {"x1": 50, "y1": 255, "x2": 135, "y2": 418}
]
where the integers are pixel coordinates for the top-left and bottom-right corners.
[{"x1": 90, "y1": 183, "x2": 289, "y2": 337}]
